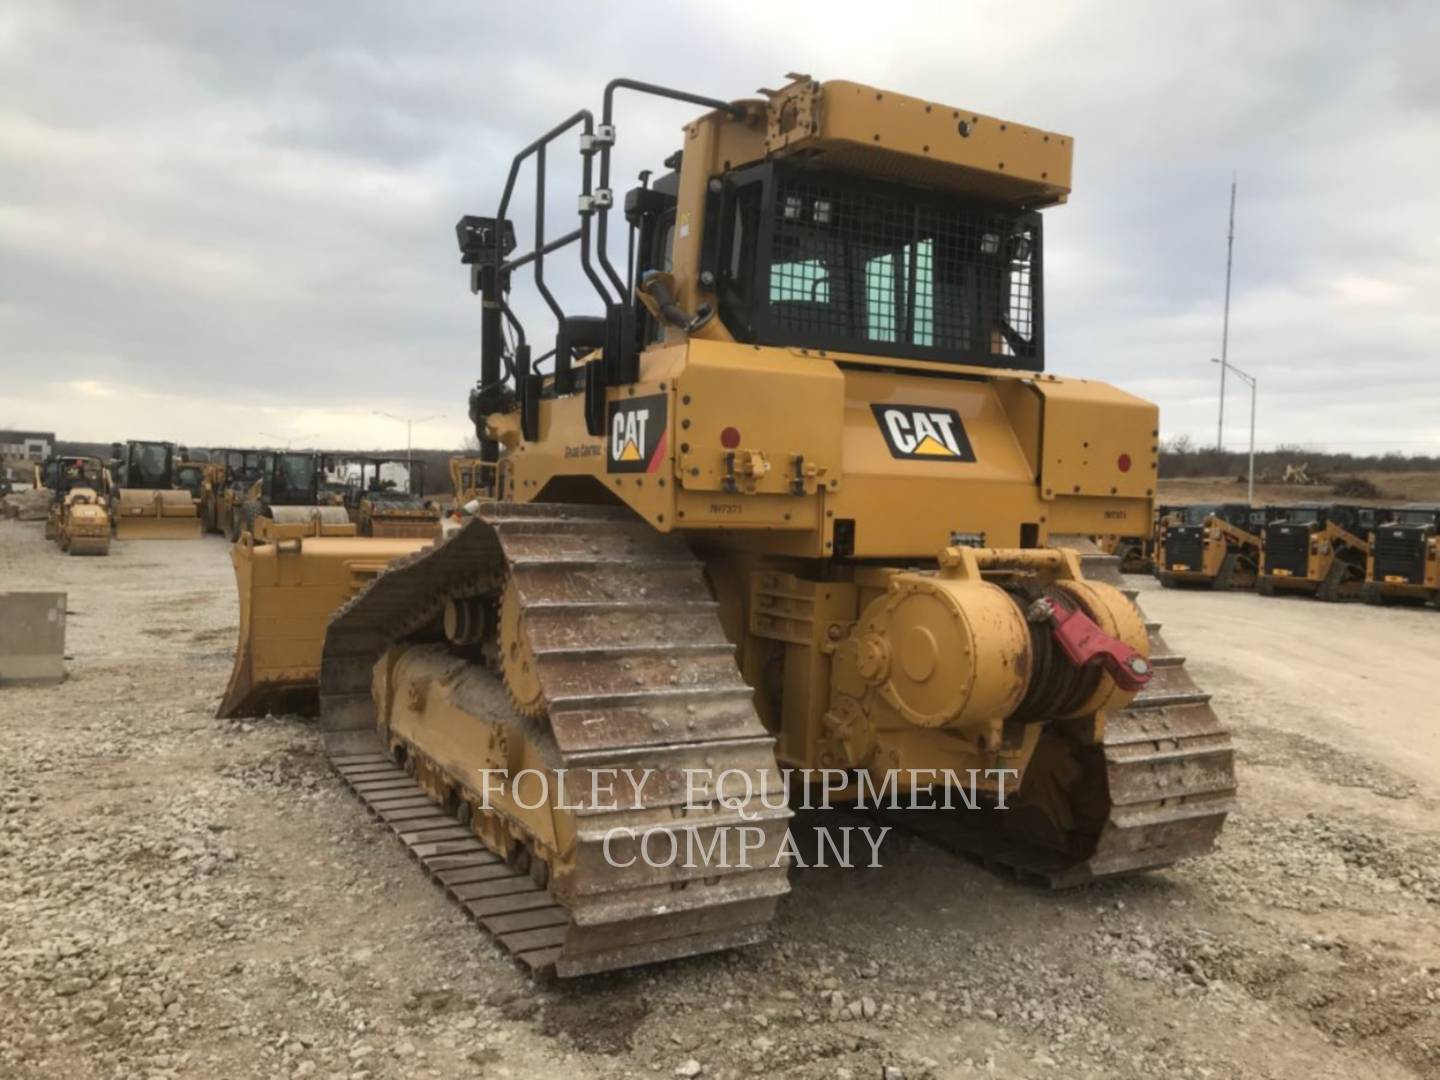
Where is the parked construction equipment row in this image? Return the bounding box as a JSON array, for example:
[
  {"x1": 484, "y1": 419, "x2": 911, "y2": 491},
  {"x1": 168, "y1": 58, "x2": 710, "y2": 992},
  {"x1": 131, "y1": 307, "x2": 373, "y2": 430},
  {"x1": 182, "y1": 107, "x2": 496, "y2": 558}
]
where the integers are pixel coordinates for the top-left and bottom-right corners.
[{"x1": 1106, "y1": 502, "x2": 1440, "y2": 607}]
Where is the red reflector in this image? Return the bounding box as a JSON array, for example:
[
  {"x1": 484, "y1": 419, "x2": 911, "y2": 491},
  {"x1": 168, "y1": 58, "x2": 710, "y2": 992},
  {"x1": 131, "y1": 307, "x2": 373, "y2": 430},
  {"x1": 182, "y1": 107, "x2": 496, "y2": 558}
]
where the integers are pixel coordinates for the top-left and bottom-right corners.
[
  {"x1": 720, "y1": 426, "x2": 741, "y2": 449},
  {"x1": 1117, "y1": 453, "x2": 1132, "y2": 473}
]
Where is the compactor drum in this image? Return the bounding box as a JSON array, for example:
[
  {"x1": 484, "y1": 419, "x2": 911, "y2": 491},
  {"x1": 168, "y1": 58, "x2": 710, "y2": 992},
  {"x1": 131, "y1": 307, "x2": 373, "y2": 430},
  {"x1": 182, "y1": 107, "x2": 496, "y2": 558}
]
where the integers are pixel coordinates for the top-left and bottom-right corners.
[
  {"x1": 224, "y1": 75, "x2": 1236, "y2": 976},
  {"x1": 110, "y1": 440, "x2": 203, "y2": 540}
]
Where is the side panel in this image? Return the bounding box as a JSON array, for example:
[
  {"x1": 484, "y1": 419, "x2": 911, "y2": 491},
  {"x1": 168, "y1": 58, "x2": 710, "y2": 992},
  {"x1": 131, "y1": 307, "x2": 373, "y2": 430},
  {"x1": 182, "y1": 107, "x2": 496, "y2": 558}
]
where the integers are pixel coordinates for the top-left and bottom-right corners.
[
  {"x1": 830, "y1": 367, "x2": 1044, "y2": 555},
  {"x1": 507, "y1": 343, "x2": 1158, "y2": 560}
]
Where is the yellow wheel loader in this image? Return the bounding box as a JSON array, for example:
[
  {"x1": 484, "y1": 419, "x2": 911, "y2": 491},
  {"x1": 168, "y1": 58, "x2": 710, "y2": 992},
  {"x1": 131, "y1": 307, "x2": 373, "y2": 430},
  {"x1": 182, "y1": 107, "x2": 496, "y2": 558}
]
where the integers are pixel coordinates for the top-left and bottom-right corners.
[
  {"x1": 1362, "y1": 505, "x2": 1440, "y2": 607},
  {"x1": 39, "y1": 456, "x2": 113, "y2": 555},
  {"x1": 1157, "y1": 503, "x2": 1269, "y2": 590},
  {"x1": 109, "y1": 440, "x2": 203, "y2": 540},
  {"x1": 223, "y1": 75, "x2": 1235, "y2": 977},
  {"x1": 1257, "y1": 503, "x2": 1385, "y2": 600}
]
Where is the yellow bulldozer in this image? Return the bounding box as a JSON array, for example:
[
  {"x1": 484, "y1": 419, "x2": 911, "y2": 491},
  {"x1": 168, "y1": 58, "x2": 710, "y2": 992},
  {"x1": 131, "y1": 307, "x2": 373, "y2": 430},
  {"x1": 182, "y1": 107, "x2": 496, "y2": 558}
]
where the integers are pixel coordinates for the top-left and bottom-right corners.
[
  {"x1": 222, "y1": 75, "x2": 1235, "y2": 977},
  {"x1": 39, "y1": 456, "x2": 112, "y2": 556},
  {"x1": 109, "y1": 440, "x2": 203, "y2": 540}
]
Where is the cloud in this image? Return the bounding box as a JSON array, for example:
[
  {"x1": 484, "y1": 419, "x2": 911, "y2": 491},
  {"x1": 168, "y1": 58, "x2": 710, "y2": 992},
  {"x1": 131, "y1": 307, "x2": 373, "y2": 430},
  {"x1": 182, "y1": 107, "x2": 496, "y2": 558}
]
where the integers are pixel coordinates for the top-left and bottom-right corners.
[{"x1": 1, "y1": 0, "x2": 1438, "y2": 455}]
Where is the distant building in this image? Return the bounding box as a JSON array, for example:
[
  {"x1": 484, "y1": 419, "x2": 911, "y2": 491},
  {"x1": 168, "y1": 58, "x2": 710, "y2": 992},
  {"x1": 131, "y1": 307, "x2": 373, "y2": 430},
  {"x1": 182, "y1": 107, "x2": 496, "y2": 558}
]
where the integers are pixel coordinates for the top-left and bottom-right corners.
[{"x1": 0, "y1": 430, "x2": 55, "y2": 478}]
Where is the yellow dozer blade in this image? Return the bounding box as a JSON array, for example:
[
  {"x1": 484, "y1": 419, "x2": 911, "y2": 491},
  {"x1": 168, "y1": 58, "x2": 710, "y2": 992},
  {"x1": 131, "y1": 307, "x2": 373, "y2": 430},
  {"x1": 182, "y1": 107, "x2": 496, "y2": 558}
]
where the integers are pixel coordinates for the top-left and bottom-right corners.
[
  {"x1": 218, "y1": 533, "x2": 428, "y2": 718},
  {"x1": 113, "y1": 489, "x2": 203, "y2": 540}
]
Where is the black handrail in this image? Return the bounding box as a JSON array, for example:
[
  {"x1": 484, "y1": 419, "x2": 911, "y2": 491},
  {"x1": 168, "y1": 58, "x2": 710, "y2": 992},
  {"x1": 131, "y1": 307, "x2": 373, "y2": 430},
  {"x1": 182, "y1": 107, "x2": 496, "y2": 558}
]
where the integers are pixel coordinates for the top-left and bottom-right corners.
[{"x1": 594, "y1": 79, "x2": 744, "y2": 300}]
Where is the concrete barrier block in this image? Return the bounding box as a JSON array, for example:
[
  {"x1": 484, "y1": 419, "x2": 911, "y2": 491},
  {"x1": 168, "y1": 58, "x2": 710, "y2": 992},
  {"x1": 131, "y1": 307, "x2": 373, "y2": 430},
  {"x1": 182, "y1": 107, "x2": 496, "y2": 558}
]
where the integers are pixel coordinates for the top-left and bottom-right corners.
[{"x1": 0, "y1": 591, "x2": 67, "y2": 685}]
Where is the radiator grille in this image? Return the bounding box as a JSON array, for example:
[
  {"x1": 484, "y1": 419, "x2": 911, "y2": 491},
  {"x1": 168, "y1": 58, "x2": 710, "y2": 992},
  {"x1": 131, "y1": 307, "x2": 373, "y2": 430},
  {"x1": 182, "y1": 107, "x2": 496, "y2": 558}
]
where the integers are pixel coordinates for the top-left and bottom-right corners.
[
  {"x1": 1264, "y1": 524, "x2": 1311, "y2": 576},
  {"x1": 1165, "y1": 526, "x2": 1204, "y2": 570},
  {"x1": 1372, "y1": 527, "x2": 1427, "y2": 583}
]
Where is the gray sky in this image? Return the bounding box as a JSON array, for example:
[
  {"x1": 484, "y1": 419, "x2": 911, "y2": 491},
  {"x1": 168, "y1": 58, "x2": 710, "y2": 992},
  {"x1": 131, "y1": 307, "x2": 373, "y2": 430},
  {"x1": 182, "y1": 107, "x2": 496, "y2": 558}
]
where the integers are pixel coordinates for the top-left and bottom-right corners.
[{"x1": 3, "y1": 1, "x2": 1438, "y2": 454}]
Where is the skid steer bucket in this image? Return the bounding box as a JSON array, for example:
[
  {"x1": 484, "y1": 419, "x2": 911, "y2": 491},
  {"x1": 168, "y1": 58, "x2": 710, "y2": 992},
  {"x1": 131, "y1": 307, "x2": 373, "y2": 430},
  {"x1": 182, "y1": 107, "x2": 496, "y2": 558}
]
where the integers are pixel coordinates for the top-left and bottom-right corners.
[
  {"x1": 218, "y1": 533, "x2": 428, "y2": 718},
  {"x1": 113, "y1": 489, "x2": 203, "y2": 539}
]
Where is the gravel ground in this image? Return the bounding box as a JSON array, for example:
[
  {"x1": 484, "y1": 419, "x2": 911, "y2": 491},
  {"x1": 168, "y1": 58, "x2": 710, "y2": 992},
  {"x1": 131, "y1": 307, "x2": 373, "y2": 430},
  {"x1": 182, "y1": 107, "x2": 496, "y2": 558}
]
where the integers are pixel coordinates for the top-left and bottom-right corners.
[{"x1": 1, "y1": 518, "x2": 1437, "y2": 1079}]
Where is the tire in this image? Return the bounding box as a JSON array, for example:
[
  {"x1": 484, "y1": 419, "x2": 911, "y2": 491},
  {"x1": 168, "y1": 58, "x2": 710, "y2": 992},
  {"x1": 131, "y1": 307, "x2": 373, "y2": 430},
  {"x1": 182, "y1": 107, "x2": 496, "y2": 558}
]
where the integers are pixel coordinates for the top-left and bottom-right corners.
[
  {"x1": 1158, "y1": 571, "x2": 1178, "y2": 589},
  {"x1": 1360, "y1": 583, "x2": 1386, "y2": 606},
  {"x1": 1257, "y1": 576, "x2": 1277, "y2": 597}
]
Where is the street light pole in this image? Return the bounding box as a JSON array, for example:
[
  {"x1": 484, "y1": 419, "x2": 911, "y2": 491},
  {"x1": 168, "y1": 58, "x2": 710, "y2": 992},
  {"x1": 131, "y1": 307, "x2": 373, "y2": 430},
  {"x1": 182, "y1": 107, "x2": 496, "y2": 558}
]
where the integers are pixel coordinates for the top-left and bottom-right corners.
[
  {"x1": 373, "y1": 411, "x2": 444, "y2": 461},
  {"x1": 259, "y1": 431, "x2": 319, "y2": 450},
  {"x1": 1216, "y1": 174, "x2": 1237, "y2": 451},
  {"x1": 1210, "y1": 357, "x2": 1256, "y2": 504},
  {"x1": 1248, "y1": 373, "x2": 1257, "y2": 506}
]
